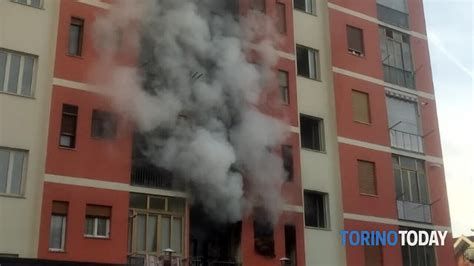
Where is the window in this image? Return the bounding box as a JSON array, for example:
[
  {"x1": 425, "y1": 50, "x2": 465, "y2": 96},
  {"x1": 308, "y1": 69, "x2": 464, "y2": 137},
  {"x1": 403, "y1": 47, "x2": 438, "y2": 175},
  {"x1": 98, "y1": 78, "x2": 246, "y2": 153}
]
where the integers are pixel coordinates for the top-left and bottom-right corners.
[
  {"x1": 393, "y1": 155, "x2": 428, "y2": 204},
  {"x1": 376, "y1": 0, "x2": 409, "y2": 29},
  {"x1": 386, "y1": 96, "x2": 422, "y2": 152},
  {"x1": 85, "y1": 205, "x2": 111, "y2": 238},
  {"x1": 49, "y1": 201, "x2": 68, "y2": 251},
  {"x1": 365, "y1": 246, "x2": 383, "y2": 266},
  {"x1": 0, "y1": 49, "x2": 36, "y2": 97},
  {"x1": 250, "y1": 0, "x2": 265, "y2": 12},
  {"x1": 352, "y1": 90, "x2": 371, "y2": 123},
  {"x1": 300, "y1": 115, "x2": 324, "y2": 151},
  {"x1": 276, "y1": 2, "x2": 286, "y2": 34},
  {"x1": 69, "y1": 17, "x2": 84, "y2": 56},
  {"x1": 304, "y1": 190, "x2": 328, "y2": 228},
  {"x1": 401, "y1": 228, "x2": 436, "y2": 266},
  {"x1": 294, "y1": 0, "x2": 315, "y2": 14},
  {"x1": 284, "y1": 225, "x2": 297, "y2": 266},
  {"x1": 59, "y1": 104, "x2": 78, "y2": 148},
  {"x1": 254, "y1": 219, "x2": 275, "y2": 257},
  {"x1": 11, "y1": 0, "x2": 42, "y2": 8},
  {"x1": 278, "y1": 70, "x2": 289, "y2": 104},
  {"x1": 129, "y1": 194, "x2": 185, "y2": 255},
  {"x1": 358, "y1": 160, "x2": 377, "y2": 195},
  {"x1": 347, "y1": 26, "x2": 364, "y2": 56},
  {"x1": 0, "y1": 148, "x2": 27, "y2": 196},
  {"x1": 296, "y1": 45, "x2": 320, "y2": 80},
  {"x1": 379, "y1": 27, "x2": 414, "y2": 88},
  {"x1": 91, "y1": 110, "x2": 117, "y2": 139},
  {"x1": 282, "y1": 145, "x2": 293, "y2": 181}
]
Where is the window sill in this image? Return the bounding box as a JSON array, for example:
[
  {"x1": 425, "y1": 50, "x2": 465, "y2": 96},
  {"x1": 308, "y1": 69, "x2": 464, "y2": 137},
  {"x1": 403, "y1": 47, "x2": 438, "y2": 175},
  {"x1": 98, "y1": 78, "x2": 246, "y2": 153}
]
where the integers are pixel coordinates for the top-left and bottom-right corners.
[
  {"x1": 58, "y1": 146, "x2": 77, "y2": 151},
  {"x1": 301, "y1": 147, "x2": 326, "y2": 154},
  {"x1": 360, "y1": 193, "x2": 378, "y2": 198},
  {"x1": 305, "y1": 226, "x2": 331, "y2": 231},
  {"x1": 354, "y1": 120, "x2": 371, "y2": 126},
  {"x1": 0, "y1": 193, "x2": 25, "y2": 199},
  {"x1": 347, "y1": 51, "x2": 365, "y2": 58},
  {"x1": 297, "y1": 75, "x2": 322, "y2": 83},
  {"x1": 48, "y1": 249, "x2": 66, "y2": 253},
  {"x1": 294, "y1": 9, "x2": 317, "y2": 17},
  {"x1": 84, "y1": 235, "x2": 110, "y2": 240},
  {"x1": 0, "y1": 90, "x2": 35, "y2": 99},
  {"x1": 66, "y1": 54, "x2": 84, "y2": 59}
]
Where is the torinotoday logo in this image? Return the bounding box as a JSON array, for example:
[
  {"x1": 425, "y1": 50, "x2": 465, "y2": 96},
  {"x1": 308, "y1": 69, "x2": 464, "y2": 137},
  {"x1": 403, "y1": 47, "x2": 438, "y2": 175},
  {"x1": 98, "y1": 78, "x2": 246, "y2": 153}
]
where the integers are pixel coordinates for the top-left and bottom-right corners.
[{"x1": 340, "y1": 230, "x2": 448, "y2": 246}]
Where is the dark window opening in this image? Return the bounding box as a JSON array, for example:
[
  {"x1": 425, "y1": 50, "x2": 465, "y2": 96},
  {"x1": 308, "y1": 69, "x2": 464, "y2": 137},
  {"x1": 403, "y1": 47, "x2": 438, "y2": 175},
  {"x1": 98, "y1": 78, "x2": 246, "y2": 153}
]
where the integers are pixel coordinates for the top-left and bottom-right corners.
[
  {"x1": 347, "y1": 25, "x2": 364, "y2": 56},
  {"x1": 60, "y1": 104, "x2": 78, "y2": 148},
  {"x1": 91, "y1": 110, "x2": 117, "y2": 139},
  {"x1": 69, "y1": 17, "x2": 84, "y2": 56},
  {"x1": 276, "y1": 2, "x2": 287, "y2": 34},
  {"x1": 282, "y1": 145, "x2": 293, "y2": 181},
  {"x1": 300, "y1": 115, "x2": 324, "y2": 151},
  {"x1": 296, "y1": 45, "x2": 320, "y2": 80},
  {"x1": 253, "y1": 219, "x2": 275, "y2": 257},
  {"x1": 304, "y1": 190, "x2": 328, "y2": 228},
  {"x1": 284, "y1": 225, "x2": 297, "y2": 266}
]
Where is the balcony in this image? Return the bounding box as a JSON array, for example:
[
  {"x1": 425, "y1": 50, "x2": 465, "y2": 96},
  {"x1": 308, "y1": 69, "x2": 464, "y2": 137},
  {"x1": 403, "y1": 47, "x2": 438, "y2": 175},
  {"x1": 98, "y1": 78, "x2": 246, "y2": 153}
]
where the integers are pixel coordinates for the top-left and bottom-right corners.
[
  {"x1": 383, "y1": 64, "x2": 415, "y2": 89},
  {"x1": 377, "y1": 4, "x2": 409, "y2": 29},
  {"x1": 397, "y1": 200, "x2": 432, "y2": 223},
  {"x1": 390, "y1": 128, "x2": 423, "y2": 153},
  {"x1": 131, "y1": 160, "x2": 184, "y2": 190}
]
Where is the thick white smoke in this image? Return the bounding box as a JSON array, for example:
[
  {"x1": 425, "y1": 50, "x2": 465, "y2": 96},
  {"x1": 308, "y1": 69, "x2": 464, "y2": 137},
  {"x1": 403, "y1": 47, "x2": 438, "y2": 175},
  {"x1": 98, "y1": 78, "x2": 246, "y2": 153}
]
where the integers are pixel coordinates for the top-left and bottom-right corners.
[{"x1": 93, "y1": 0, "x2": 289, "y2": 223}]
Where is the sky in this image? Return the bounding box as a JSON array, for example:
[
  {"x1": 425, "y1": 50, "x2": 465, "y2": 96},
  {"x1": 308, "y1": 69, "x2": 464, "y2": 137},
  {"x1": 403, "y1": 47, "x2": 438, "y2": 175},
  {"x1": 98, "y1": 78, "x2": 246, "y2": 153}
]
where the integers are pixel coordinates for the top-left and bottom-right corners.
[{"x1": 423, "y1": 0, "x2": 474, "y2": 237}]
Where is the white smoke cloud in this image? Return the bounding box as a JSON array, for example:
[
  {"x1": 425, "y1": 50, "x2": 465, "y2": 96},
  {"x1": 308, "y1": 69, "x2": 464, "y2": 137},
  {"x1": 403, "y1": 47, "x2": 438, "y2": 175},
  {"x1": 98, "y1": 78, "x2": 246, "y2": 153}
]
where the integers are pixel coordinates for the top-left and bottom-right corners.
[{"x1": 93, "y1": 0, "x2": 289, "y2": 223}]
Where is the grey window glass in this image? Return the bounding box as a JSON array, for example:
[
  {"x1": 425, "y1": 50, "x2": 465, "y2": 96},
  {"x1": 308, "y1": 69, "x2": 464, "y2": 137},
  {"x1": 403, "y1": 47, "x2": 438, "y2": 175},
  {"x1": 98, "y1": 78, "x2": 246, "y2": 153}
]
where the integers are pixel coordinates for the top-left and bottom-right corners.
[
  {"x1": 17, "y1": 0, "x2": 27, "y2": 4},
  {"x1": 97, "y1": 217, "x2": 108, "y2": 236},
  {"x1": 136, "y1": 214, "x2": 146, "y2": 251},
  {"x1": 147, "y1": 215, "x2": 157, "y2": 252},
  {"x1": 30, "y1": 0, "x2": 41, "y2": 8},
  {"x1": 387, "y1": 97, "x2": 419, "y2": 134},
  {"x1": 409, "y1": 171, "x2": 419, "y2": 202},
  {"x1": 172, "y1": 218, "x2": 182, "y2": 253},
  {"x1": 160, "y1": 216, "x2": 171, "y2": 249},
  {"x1": 0, "y1": 150, "x2": 9, "y2": 193},
  {"x1": 68, "y1": 19, "x2": 83, "y2": 56},
  {"x1": 21, "y1": 56, "x2": 34, "y2": 96},
  {"x1": 130, "y1": 193, "x2": 147, "y2": 209},
  {"x1": 0, "y1": 52, "x2": 6, "y2": 90},
  {"x1": 85, "y1": 217, "x2": 94, "y2": 235},
  {"x1": 49, "y1": 215, "x2": 64, "y2": 249},
  {"x1": 7, "y1": 54, "x2": 20, "y2": 93},
  {"x1": 377, "y1": 0, "x2": 407, "y2": 13},
  {"x1": 10, "y1": 151, "x2": 24, "y2": 195}
]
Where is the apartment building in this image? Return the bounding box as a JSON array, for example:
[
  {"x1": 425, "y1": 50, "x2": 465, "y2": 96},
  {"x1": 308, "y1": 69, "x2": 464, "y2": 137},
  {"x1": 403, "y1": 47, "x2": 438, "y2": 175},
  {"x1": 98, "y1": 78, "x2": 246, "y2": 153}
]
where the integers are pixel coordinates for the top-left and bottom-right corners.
[{"x1": 0, "y1": 0, "x2": 454, "y2": 265}]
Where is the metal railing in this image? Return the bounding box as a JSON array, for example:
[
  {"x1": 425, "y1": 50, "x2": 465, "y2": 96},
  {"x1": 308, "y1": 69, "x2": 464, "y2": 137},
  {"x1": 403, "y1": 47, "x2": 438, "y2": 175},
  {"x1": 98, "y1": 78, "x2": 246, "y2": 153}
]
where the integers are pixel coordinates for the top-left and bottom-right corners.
[
  {"x1": 131, "y1": 161, "x2": 184, "y2": 190},
  {"x1": 377, "y1": 4, "x2": 409, "y2": 29},
  {"x1": 397, "y1": 200, "x2": 432, "y2": 224},
  {"x1": 390, "y1": 128, "x2": 424, "y2": 153},
  {"x1": 383, "y1": 64, "x2": 415, "y2": 89}
]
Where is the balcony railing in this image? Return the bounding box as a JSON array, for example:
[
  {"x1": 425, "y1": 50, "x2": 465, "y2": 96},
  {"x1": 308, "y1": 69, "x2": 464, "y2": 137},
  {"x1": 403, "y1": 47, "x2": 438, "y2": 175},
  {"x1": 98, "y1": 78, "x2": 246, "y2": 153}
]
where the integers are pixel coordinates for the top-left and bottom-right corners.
[
  {"x1": 377, "y1": 4, "x2": 409, "y2": 29},
  {"x1": 383, "y1": 64, "x2": 415, "y2": 89},
  {"x1": 131, "y1": 161, "x2": 184, "y2": 191},
  {"x1": 390, "y1": 128, "x2": 424, "y2": 153},
  {"x1": 397, "y1": 200, "x2": 432, "y2": 223}
]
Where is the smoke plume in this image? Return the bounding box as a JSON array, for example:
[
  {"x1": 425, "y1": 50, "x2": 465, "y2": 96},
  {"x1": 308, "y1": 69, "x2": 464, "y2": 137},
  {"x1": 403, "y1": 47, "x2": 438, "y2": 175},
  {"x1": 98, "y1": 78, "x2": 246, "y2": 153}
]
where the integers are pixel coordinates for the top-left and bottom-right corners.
[{"x1": 93, "y1": 0, "x2": 289, "y2": 223}]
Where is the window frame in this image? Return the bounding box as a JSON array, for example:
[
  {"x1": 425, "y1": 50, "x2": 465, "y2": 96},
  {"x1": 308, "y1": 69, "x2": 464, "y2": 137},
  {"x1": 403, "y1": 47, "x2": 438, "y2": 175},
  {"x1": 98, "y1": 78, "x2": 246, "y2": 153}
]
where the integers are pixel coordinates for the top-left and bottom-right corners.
[
  {"x1": 49, "y1": 201, "x2": 68, "y2": 252},
  {"x1": 59, "y1": 104, "x2": 78, "y2": 149},
  {"x1": 278, "y1": 70, "x2": 290, "y2": 105},
  {"x1": 0, "y1": 49, "x2": 37, "y2": 97},
  {"x1": 10, "y1": 0, "x2": 43, "y2": 9},
  {"x1": 300, "y1": 114, "x2": 325, "y2": 152},
  {"x1": 393, "y1": 155, "x2": 429, "y2": 204},
  {"x1": 294, "y1": 0, "x2": 316, "y2": 15},
  {"x1": 296, "y1": 45, "x2": 321, "y2": 81},
  {"x1": 0, "y1": 147, "x2": 28, "y2": 196},
  {"x1": 91, "y1": 109, "x2": 118, "y2": 139},
  {"x1": 347, "y1": 25, "x2": 365, "y2": 57},
  {"x1": 352, "y1": 90, "x2": 371, "y2": 124},
  {"x1": 304, "y1": 190, "x2": 330, "y2": 229},
  {"x1": 84, "y1": 216, "x2": 111, "y2": 239},
  {"x1": 357, "y1": 160, "x2": 377, "y2": 196},
  {"x1": 68, "y1": 17, "x2": 85, "y2": 57}
]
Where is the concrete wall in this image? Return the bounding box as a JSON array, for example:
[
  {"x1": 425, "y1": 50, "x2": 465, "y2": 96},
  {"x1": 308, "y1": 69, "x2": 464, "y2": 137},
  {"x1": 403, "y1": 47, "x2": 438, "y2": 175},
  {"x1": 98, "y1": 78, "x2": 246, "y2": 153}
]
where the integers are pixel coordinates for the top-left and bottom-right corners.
[
  {"x1": 0, "y1": 0, "x2": 59, "y2": 258},
  {"x1": 293, "y1": 0, "x2": 346, "y2": 265}
]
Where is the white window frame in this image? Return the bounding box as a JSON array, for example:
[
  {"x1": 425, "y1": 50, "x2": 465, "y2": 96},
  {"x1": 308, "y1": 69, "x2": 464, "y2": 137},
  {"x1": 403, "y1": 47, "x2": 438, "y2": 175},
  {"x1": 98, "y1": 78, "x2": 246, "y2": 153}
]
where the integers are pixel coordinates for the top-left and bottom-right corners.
[
  {"x1": 84, "y1": 217, "x2": 110, "y2": 238},
  {"x1": 294, "y1": 0, "x2": 316, "y2": 15},
  {"x1": 49, "y1": 215, "x2": 67, "y2": 252},
  {"x1": 0, "y1": 49, "x2": 37, "y2": 97},
  {"x1": 0, "y1": 148, "x2": 27, "y2": 196},
  {"x1": 10, "y1": 0, "x2": 43, "y2": 8}
]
